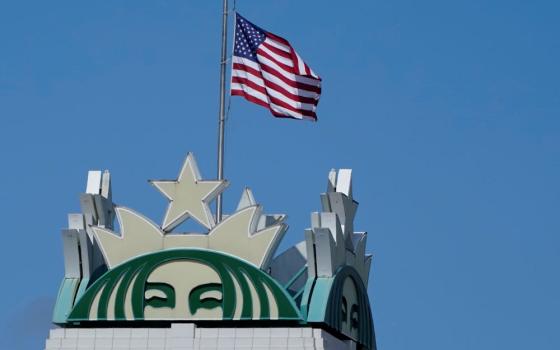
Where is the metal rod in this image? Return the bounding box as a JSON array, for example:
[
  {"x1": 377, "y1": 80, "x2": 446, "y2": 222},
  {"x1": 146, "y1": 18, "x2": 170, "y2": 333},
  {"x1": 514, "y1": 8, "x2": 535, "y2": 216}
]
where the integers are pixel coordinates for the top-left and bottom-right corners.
[{"x1": 216, "y1": 0, "x2": 229, "y2": 223}]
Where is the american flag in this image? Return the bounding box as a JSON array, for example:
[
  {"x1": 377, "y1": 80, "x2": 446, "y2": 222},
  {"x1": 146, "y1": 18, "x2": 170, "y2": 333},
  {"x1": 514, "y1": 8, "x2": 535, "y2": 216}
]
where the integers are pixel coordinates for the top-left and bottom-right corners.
[{"x1": 231, "y1": 13, "x2": 321, "y2": 121}]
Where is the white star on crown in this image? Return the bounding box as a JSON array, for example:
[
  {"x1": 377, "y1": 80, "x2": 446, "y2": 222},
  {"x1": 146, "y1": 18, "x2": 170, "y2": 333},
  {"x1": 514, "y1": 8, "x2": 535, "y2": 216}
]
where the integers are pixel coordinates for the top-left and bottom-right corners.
[{"x1": 150, "y1": 153, "x2": 228, "y2": 231}]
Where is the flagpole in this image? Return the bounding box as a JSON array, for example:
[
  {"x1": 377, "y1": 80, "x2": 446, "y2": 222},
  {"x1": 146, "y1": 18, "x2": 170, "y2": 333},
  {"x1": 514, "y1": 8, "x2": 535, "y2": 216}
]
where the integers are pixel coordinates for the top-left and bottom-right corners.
[{"x1": 216, "y1": 0, "x2": 229, "y2": 223}]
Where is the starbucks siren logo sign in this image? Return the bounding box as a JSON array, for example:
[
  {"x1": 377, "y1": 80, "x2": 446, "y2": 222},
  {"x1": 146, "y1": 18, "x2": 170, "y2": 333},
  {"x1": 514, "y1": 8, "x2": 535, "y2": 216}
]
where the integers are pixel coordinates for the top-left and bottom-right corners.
[{"x1": 53, "y1": 153, "x2": 377, "y2": 349}]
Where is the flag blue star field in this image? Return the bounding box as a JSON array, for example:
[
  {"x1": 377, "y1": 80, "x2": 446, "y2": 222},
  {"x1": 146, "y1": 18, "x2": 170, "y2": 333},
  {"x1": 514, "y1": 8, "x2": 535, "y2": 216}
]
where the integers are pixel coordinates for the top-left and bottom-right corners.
[{"x1": 231, "y1": 13, "x2": 322, "y2": 121}]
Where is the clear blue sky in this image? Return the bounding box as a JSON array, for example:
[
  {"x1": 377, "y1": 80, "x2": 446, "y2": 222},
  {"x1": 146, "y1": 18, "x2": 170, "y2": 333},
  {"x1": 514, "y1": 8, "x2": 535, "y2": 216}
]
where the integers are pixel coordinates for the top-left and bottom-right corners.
[{"x1": 1, "y1": 1, "x2": 559, "y2": 349}]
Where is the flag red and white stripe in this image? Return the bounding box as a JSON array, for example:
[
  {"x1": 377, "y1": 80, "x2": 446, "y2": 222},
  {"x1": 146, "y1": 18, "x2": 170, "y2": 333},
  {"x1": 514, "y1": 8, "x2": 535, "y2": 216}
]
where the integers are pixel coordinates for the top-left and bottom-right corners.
[{"x1": 231, "y1": 13, "x2": 321, "y2": 121}]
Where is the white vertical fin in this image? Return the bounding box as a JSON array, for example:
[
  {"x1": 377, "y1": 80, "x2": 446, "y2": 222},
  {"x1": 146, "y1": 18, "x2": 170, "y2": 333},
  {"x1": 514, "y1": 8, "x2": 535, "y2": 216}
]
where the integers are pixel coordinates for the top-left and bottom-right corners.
[
  {"x1": 86, "y1": 171, "x2": 102, "y2": 195},
  {"x1": 327, "y1": 169, "x2": 337, "y2": 193},
  {"x1": 336, "y1": 169, "x2": 353, "y2": 199}
]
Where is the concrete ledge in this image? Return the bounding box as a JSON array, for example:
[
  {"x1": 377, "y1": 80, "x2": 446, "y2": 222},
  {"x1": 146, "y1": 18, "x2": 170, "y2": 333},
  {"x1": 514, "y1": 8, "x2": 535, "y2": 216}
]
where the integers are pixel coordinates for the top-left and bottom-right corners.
[{"x1": 45, "y1": 324, "x2": 354, "y2": 350}]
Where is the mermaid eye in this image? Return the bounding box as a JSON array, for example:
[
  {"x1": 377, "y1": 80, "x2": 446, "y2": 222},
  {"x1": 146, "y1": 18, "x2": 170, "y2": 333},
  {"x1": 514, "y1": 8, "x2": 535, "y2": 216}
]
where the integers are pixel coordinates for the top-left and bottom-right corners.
[
  {"x1": 350, "y1": 304, "x2": 359, "y2": 329},
  {"x1": 341, "y1": 296, "x2": 348, "y2": 322},
  {"x1": 145, "y1": 282, "x2": 176, "y2": 309},
  {"x1": 188, "y1": 283, "x2": 223, "y2": 314}
]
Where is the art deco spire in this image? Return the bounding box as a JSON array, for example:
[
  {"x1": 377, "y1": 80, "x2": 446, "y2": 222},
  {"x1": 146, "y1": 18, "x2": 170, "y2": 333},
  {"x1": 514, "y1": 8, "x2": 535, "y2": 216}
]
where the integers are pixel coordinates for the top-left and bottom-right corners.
[{"x1": 305, "y1": 168, "x2": 372, "y2": 284}]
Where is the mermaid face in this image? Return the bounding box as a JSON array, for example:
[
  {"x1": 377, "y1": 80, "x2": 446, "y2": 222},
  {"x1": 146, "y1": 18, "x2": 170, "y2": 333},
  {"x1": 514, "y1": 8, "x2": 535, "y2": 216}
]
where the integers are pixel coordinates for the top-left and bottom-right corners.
[
  {"x1": 340, "y1": 277, "x2": 359, "y2": 341},
  {"x1": 143, "y1": 260, "x2": 224, "y2": 319},
  {"x1": 67, "y1": 249, "x2": 301, "y2": 323}
]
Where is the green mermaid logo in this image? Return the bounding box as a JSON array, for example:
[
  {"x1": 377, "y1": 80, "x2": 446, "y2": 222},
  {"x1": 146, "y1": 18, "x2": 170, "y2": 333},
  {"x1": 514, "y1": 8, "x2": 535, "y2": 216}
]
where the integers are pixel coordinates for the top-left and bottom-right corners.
[{"x1": 69, "y1": 249, "x2": 300, "y2": 321}]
